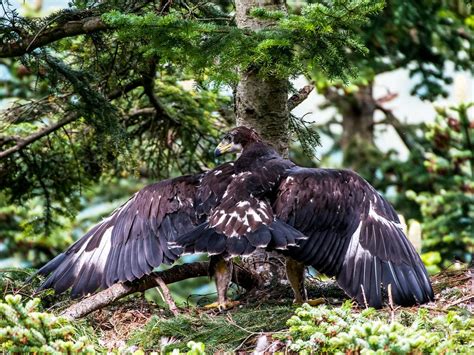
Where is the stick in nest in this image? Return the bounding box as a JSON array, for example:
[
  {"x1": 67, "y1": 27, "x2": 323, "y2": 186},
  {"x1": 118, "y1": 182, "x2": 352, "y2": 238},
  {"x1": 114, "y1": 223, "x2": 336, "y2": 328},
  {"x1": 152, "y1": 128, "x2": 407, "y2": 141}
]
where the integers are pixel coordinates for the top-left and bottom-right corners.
[{"x1": 154, "y1": 275, "x2": 179, "y2": 315}]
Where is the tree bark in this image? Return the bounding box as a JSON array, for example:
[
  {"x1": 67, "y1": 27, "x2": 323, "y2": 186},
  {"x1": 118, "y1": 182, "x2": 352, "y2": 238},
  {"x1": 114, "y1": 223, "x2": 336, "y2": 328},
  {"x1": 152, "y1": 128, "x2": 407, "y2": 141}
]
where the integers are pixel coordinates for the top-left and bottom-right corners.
[
  {"x1": 323, "y1": 83, "x2": 378, "y2": 172},
  {"x1": 60, "y1": 261, "x2": 260, "y2": 320},
  {"x1": 235, "y1": 0, "x2": 290, "y2": 156},
  {"x1": 235, "y1": 0, "x2": 290, "y2": 286},
  {"x1": 339, "y1": 85, "x2": 376, "y2": 152}
]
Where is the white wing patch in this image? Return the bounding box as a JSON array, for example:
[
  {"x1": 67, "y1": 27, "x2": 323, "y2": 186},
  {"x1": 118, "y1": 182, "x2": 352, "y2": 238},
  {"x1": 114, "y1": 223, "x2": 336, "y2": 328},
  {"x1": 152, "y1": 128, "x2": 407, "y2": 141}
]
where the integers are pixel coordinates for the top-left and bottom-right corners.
[
  {"x1": 368, "y1": 201, "x2": 403, "y2": 229},
  {"x1": 71, "y1": 226, "x2": 113, "y2": 281}
]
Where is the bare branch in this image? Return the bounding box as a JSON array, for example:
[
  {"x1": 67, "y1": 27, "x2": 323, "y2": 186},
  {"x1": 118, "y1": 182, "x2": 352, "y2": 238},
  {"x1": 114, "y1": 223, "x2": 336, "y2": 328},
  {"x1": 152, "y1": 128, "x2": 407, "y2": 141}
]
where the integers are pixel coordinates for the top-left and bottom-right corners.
[
  {"x1": 375, "y1": 104, "x2": 417, "y2": 151},
  {"x1": 288, "y1": 85, "x2": 314, "y2": 111},
  {"x1": 107, "y1": 78, "x2": 144, "y2": 100},
  {"x1": 0, "y1": 16, "x2": 108, "y2": 58},
  {"x1": 154, "y1": 275, "x2": 179, "y2": 315},
  {"x1": 0, "y1": 113, "x2": 77, "y2": 159},
  {"x1": 60, "y1": 261, "x2": 261, "y2": 320}
]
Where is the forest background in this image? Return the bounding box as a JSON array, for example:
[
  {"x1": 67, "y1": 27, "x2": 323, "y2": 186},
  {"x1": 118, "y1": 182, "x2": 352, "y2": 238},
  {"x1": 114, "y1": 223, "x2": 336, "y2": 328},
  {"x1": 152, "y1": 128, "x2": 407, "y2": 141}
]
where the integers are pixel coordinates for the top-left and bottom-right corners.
[{"x1": 0, "y1": 0, "x2": 472, "y2": 352}]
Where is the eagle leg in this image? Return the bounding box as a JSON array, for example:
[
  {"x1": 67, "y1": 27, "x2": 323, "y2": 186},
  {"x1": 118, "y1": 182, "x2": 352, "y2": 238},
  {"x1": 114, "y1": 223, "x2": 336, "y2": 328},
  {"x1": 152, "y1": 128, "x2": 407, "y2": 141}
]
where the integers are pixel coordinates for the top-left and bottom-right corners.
[
  {"x1": 285, "y1": 257, "x2": 325, "y2": 306},
  {"x1": 286, "y1": 257, "x2": 307, "y2": 303},
  {"x1": 207, "y1": 255, "x2": 237, "y2": 310}
]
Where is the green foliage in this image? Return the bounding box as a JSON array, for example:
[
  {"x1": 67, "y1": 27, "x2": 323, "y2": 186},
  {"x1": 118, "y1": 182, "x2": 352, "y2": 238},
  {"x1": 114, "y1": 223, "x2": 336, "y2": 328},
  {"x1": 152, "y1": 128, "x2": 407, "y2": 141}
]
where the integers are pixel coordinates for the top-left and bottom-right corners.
[
  {"x1": 129, "y1": 304, "x2": 291, "y2": 352},
  {"x1": 0, "y1": 177, "x2": 143, "y2": 266},
  {"x1": 0, "y1": 0, "x2": 384, "y2": 260},
  {"x1": 289, "y1": 114, "x2": 321, "y2": 160},
  {"x1": 171, "y1": 341, "x2": 206, "y2": 355},
  {"x1": 0, "y1": 195, "x2": 75, "y2": 265},
  {"x1": 285, "y1": 302, "x2": 473, "y2": 353},
  {"x1": 102, "y1": 0, "x2": 384, "y2": 83},
  {"x1": 0, "y1": 294, "x2": 95, "y2": 353},
  {"x1": 406, "y1": 103, "x2": 474, "y2": 268},
  {"x1": 314, "y1": 0, "x2": 472, "y2": 99},
  {"x1": 1, "y1": 59, "x2": 227, "y2": 259}
]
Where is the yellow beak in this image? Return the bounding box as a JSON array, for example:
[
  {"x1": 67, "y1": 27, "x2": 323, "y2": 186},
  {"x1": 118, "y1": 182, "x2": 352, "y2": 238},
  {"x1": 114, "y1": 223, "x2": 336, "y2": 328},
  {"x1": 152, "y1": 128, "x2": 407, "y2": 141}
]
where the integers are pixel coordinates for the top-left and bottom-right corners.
[{"x1": 214, "y1": 141, "x2": 234, "y2": 157}]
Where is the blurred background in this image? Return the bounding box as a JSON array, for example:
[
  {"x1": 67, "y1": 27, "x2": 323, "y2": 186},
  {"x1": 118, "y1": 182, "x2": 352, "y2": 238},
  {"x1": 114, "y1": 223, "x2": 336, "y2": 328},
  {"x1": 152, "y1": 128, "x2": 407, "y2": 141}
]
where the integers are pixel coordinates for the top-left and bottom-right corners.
[{"x1": 0, "y1": 0, "x2": 472, "y2": 304}]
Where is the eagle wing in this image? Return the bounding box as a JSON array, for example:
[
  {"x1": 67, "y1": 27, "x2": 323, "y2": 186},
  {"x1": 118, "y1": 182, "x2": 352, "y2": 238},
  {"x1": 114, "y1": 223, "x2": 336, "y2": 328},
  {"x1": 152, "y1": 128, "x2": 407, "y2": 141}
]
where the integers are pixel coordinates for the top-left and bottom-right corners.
[
  {"x1": 37, "y1": 175, "x2": 200, "y2": 297},
  {"x1": 274, "y1": 167, "x2": 434, "y2": 308}
]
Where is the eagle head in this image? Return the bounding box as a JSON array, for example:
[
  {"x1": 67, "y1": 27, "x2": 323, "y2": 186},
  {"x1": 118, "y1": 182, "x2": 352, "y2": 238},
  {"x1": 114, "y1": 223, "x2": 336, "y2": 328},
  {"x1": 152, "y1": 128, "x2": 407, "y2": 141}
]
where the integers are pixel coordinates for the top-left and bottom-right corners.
[{"x1": 215, "y1": 126, "x2": 262, "y2": 157}]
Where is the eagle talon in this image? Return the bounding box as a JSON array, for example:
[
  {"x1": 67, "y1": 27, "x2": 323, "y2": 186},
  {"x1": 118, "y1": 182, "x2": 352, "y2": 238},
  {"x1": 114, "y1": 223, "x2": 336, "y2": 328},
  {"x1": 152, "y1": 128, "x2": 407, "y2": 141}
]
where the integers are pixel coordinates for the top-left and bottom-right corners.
[
  {"x1": 293, "y1": 298, "x2": 325, "y2": 306},
  {"x1": 306, "y1": 298, "x2": 325, "y2": 306},
  {"x1": 203, "y1": 300, "x2": 240, "y2": 311}
]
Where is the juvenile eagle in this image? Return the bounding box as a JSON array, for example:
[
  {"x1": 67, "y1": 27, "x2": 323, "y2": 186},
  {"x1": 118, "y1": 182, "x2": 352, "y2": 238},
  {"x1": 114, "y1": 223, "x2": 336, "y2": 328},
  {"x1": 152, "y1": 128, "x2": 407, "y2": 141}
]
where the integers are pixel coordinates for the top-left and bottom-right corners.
[{"x1": 37, "y1": 126, "x2": 434, "y2": 309}]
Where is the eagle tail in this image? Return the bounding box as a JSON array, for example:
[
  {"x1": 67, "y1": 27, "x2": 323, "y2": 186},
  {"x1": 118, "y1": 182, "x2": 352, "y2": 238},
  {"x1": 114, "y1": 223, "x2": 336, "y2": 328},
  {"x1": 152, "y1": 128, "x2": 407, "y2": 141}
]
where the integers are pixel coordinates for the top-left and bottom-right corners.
[{"x1": 174, "y1": 219, "x2": 308, "y2": 257}]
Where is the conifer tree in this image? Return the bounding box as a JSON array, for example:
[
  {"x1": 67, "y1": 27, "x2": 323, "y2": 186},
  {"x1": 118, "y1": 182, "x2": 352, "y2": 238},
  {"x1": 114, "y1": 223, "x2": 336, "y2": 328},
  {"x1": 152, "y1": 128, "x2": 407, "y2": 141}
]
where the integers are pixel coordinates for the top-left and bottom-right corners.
[
  {"x1": 313, "y1": 1, "x2": 472, "y2": 175},
  {"x1": 0, "y1": 0, "x2": 383, "y2": 262}
]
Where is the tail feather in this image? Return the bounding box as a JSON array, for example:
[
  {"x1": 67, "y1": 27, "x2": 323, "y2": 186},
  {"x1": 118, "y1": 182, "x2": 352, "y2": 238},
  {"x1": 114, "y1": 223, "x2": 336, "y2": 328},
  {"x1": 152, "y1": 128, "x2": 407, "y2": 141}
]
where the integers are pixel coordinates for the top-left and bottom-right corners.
[{"x1": 174, "y1": 219, "x2": 308, "y2": 257}]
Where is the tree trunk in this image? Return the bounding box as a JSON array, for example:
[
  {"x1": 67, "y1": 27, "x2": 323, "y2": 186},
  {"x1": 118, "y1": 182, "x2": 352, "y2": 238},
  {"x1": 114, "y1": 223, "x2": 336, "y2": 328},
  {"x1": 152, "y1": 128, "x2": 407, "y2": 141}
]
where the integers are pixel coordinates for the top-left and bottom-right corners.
[
  {"x1": 235, "y1": 0, "x2": 290, "y2": 286},
  {"x1": 339, "y1": 84, "x2": 375, "y2": 152},
  {"x1": 235, "y1": 0, "x2": 289, "y2": 156},
  {"x1": 323, "y1": 83, "x2": 379, "y2": 174}
]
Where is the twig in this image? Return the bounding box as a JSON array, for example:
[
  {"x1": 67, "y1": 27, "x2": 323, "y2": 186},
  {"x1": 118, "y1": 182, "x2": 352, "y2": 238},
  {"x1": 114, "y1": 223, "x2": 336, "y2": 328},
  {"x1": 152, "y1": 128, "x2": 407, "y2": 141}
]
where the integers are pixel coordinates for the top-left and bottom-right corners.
[
  {"x1": 154, "y1": 275, "x2": 179, "y2": 315},
  {"x1": 444, "y1": 294, "x2": 474, "y2": 309},
  {"x1": 360, "y1": 284, "x2": 368, "y2": 309},
  {"x1": 25, "y1": 14, "x2": 65, "y2": 53},
  {"x1": 375, "y1": 103, "x2": 417, "y2": 151},
  {"x1": 387, "y1": 284, "x2": 395, "y2": 323},
  {"x1": 226, "y1": 313, "x2": 256, "y2": 335},
  {"x1": 107, "y1": 78, "x2": 144, "y2": 100},
  {"x1": 233, "y1": 333, "x2": 255, "y2": 352},
  {"x1": 0, "y1": 113, "x2": 77, "y2": 159},
  {"x1": 288, "y1": 85, "x2": 314, "y2": 111},
  {"x1": 0, "y1": 75, "x2": 143, "y2": 160}
]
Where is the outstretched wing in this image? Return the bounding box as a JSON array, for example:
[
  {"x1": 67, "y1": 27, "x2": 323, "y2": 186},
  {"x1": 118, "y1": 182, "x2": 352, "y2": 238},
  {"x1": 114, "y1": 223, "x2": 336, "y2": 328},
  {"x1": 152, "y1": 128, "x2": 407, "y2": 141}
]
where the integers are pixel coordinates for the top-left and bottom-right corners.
[
  {"x1": 274, "y1": 167, "x2": 434, "y2": 308},
  {"x1": 37, "y1": 175, "x2": 201, "y2": 297}
]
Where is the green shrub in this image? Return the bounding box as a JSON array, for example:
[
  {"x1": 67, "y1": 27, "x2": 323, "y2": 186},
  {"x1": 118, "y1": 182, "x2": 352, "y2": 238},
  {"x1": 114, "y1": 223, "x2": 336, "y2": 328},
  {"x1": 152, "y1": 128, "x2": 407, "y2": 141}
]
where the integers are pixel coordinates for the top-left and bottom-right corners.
[
  {"x1": 285, "y1": 302, "x2": 473, "y2": 354},
  {"x1": 0, "y1": 294, "x2": 95, "y2": 354},
  {"x1": 407, "y1": 103, "x2": 474, "y2": 270}
]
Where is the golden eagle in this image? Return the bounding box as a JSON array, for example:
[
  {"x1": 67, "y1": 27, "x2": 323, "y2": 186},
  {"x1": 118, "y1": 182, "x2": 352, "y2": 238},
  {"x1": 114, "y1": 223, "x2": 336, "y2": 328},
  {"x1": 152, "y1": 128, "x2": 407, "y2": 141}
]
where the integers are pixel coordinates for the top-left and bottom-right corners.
[{"x1": 37, "y1": 126, "x2": 434, "y2": 309}]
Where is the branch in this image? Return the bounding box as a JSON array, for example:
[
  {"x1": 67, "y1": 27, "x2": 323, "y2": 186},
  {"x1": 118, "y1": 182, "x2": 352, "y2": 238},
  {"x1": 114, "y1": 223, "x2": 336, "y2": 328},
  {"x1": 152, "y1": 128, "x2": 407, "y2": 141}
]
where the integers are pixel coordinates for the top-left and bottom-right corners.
[
  {"x1": 0, "y1": 113, "x2": 77, "y2": 159},
  {"x1": 0, "y1": 78, "x2": 143, "y2": 159},
  {"x1": 154, "y1": 276, "x2": 179, "y2": 315},
  {"x1": 288, "y1": 85, "x2": 314, "y2": 111},
  {"x1": 375, "y1": 104, "x2": 416, "y2": 151},
  {"x1": 0, "y1": 16, "x2": 108, "y2": 58},
  {"x1": 107, "y1": 78, "x2": 144, "y2": 100},
  {"x1": 60, "y1": 261, "x2": 260, "y2": 320},
  {"x1": 141, "y1": 58, "x2": 175, "y2": 122}
]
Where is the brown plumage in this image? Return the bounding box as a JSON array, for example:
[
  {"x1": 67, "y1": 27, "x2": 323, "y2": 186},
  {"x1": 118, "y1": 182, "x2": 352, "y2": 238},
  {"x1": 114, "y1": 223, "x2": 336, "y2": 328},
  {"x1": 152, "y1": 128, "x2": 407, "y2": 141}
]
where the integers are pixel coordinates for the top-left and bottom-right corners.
[{"x1": 37, "y1": 126, "x2": 434, "y2": 308}]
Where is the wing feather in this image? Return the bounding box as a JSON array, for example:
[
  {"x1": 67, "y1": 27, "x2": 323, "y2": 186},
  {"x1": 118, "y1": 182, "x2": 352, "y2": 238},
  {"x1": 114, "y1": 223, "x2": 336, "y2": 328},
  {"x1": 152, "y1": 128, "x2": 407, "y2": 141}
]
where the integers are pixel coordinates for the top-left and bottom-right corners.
[
  {"x1": 36, "y1": 175, "x2": 201, "y2": 297},
  {"x1": 275, "y1": 167, "x2": 434, "y2": 308}
]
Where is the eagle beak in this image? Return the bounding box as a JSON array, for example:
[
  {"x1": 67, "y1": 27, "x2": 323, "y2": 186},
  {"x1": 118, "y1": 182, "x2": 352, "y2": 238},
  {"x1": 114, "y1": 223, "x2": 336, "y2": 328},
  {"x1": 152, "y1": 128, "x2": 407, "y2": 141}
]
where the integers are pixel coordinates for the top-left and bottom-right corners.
[
  {"x1": 214, "y1": 141, "x2": 241, "y2": 157},
  {"x1": 214, "y1": 142, "x2": 232, "y2": 157}
]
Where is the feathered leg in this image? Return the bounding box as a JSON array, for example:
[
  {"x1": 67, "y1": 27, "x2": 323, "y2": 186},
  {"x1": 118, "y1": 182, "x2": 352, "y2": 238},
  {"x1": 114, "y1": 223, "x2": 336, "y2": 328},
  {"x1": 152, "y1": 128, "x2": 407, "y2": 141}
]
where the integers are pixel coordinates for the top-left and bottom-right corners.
[
  {"x1": 206, "y1": 255, "x2": 238, "y2": 310},
  {"x1": 286, "y1": 257, "x2": 307, "y2": 303}
]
